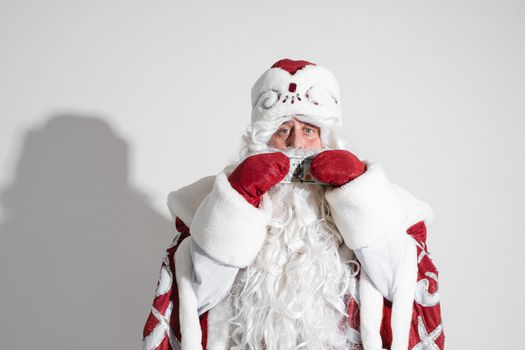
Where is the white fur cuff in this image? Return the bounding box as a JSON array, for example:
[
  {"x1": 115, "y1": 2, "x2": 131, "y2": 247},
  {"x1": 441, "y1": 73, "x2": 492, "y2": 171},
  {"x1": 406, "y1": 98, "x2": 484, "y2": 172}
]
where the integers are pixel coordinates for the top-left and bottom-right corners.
[
  {"x1": 325, "y1": 160, "x2": 408, "y2": 250},
  {"x1": 190, "y1": 169, "x2": 272, "y2": 268}
]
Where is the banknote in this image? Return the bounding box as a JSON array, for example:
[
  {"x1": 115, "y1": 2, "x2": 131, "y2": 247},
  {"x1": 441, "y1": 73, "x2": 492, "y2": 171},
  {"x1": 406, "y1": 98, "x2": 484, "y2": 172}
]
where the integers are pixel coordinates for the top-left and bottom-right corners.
[{"x1": 281, "y1": 155, "x2": 327, "y2": 184}]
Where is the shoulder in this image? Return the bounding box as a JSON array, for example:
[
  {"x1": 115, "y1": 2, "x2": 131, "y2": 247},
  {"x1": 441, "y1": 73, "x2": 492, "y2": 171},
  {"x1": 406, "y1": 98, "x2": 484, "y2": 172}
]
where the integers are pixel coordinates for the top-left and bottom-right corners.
[
  {"x1": 391, "y1": 182, "x2": 434, "y2": 229},
  {"x1": 167, "y1": 175, "x2": 216, "y2": 227},
  {"x1": 166, "y1": 162, "x2": 240, "y2": 227}
]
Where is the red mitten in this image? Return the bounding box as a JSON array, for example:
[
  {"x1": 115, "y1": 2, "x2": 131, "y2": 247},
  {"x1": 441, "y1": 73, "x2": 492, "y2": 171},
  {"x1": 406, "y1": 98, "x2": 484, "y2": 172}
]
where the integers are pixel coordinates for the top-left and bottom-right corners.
[
  {"x1": 228, "y1": 152, "x2": 290, "y2": 207},
  {"x1": 310, "y1": 150, "x2": 367, "y2": 187}
]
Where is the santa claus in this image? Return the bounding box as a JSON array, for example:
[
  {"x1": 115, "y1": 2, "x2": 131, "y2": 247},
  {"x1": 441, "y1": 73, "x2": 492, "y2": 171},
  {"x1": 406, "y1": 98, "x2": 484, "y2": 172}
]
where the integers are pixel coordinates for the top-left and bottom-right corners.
[{"x1": 142, "y1": 59, "x2": 445, "y2": 350}]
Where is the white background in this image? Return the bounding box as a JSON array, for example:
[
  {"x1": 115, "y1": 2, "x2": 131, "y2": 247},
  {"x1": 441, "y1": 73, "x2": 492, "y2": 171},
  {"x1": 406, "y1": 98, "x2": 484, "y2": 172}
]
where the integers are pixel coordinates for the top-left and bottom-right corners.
[{"x1": 0, "y1": 1, "x2": 523, "y2": 348}]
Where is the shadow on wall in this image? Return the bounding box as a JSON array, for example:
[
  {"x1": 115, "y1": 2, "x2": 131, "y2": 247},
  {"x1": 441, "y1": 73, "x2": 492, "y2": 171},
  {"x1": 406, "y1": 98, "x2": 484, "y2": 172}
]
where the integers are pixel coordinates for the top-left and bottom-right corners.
[{"x1": 0, "y1": 115, "x2": 173, "y2": 349}]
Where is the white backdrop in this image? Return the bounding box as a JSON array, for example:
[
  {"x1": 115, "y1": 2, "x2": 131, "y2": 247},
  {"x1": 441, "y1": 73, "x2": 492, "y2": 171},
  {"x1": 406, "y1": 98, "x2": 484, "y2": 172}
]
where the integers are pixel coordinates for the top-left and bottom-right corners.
[{"x1": 1, "y1": 1, "x2": 523, "y2": 349}]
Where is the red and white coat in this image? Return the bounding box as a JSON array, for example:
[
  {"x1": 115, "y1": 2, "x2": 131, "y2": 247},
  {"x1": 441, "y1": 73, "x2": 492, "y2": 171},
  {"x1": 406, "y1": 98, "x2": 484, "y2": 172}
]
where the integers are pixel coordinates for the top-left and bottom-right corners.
[{"x1": 142, "y1": 160, "x2": 445, "y2": 350}]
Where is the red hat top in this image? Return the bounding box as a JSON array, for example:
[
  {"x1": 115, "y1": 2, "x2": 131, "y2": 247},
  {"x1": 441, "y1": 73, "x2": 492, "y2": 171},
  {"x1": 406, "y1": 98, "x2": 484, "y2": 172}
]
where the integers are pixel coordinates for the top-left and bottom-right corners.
[{"x1": 270, "y1": 59, "x2": 315, "y2": 75}]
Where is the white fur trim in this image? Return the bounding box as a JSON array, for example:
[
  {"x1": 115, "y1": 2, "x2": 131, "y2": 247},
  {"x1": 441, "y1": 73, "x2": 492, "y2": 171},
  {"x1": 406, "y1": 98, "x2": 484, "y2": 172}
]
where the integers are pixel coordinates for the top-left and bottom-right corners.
[
  {"x1": 251, "y1": 64, "x2": 342, "y2": 127},
  {"x1": 359, "y1": 269, "x2": 386, "y2": 350},
  {"x1": 190, "y1": 169, "x2": 272, "y2": 268},
  {"x1": 389, "y1": 242, "x2": 418, "y2": 350},
  {"x1": 324, "y1": 160, "x2": 408, "y2": 250},
  {"x1": 205, "y1": 296, "x2": 233, "y2": 350},
  {"x1": 167, "y1": 176, "x2": 215, "y2": 226},
  {"x1": 174, "y1": 237, "x2": 203, "y2": 350}
]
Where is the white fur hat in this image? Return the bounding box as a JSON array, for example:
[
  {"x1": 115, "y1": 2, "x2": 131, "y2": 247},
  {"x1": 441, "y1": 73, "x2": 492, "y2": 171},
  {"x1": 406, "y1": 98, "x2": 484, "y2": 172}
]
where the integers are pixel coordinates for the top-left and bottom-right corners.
[{"x1": 251, "y1": 59, "x2": 342, "y2": 128}]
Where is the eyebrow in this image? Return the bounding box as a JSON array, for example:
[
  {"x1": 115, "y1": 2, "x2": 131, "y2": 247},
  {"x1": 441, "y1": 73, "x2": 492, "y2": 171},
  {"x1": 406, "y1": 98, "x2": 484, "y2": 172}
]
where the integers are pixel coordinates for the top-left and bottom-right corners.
[{"x1": 302, "y1": 123, "x2": 319, "y2": 129}]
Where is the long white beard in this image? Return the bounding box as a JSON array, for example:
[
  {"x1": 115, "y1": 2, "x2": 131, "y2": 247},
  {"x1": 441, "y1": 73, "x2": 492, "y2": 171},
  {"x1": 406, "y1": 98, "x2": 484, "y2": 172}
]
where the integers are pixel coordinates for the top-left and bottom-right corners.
[{"x1": 227, "y1": 158, "x2": 357, "y2": 350}]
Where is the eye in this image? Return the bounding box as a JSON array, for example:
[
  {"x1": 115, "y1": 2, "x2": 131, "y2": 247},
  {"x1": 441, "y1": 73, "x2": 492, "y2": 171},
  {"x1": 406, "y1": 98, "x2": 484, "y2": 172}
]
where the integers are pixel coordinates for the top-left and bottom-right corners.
[
  {"x1": 277, "y1": 127, "x2": 290, "y2": 135},
  {"x1": 303, "y1": 127, "x2": 316, "y2": 135}
]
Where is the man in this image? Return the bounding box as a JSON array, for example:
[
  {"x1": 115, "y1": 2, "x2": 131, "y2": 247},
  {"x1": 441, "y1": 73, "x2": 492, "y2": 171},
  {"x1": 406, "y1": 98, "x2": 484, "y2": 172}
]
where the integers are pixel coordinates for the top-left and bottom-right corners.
[{"x1": 143, "y1": 59, "x2": 444, "y2": 350}]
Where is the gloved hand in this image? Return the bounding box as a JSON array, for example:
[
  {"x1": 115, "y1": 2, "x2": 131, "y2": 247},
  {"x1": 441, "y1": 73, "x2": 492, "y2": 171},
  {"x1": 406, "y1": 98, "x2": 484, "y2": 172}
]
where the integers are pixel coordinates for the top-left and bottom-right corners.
[
  {"x1": 228, "y1": 152, "x2": 290, "y2": 207},
  {"x1": 310, "y1": 150, "x2": 367, "y2": 187}
]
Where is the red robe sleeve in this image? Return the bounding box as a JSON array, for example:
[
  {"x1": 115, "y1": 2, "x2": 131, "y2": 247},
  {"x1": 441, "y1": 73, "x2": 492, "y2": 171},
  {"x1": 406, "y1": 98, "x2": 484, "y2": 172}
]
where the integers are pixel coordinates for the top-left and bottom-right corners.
[
  {"x1": 381, "y1": 221, "x2": 445, "y2": 349},
  {"x1": 345, "y1": 221, "x2": 445, "y2": 350},
  {"x1": 142, "y1": 217, "x2": 209, "y2": 350}
]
